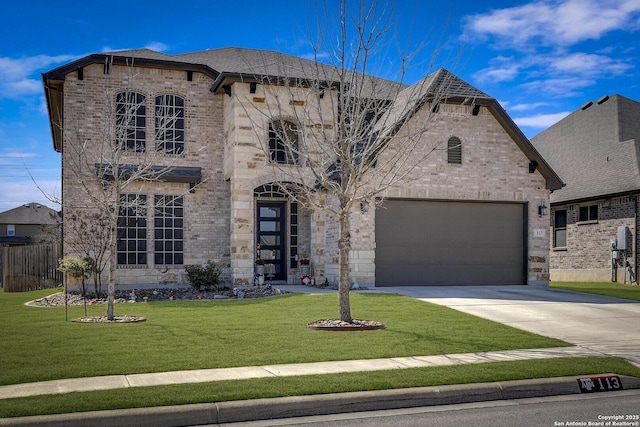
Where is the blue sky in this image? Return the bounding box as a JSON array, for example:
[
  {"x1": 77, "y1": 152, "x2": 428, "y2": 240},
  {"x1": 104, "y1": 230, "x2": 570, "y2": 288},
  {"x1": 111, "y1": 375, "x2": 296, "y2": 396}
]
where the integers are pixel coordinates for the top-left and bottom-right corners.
[{"x1": 1, "y1": 0, "x2": 639, "y2": 212}]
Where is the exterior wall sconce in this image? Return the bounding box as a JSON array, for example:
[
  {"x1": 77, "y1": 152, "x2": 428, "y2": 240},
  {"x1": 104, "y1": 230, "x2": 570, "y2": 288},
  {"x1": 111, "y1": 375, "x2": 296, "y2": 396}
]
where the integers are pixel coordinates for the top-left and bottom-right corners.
[
  {"x1": 538, "y1": 199, "x2": 548, "y2": 216},
  {"x1": 360, "y1": 200, "x2": 370, "y2": 213}
]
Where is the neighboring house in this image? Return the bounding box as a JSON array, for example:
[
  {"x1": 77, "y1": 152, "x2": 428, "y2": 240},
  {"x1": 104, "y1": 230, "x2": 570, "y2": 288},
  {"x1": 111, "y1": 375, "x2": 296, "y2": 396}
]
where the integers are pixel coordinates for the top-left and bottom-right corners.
[
  {"x1": 0, "y1": 202, "x2": 60, "y2": 246},
  {"x1": 42, "y1": 47, "x2": 561, "y2": 288},
  {"x1": 531, "y1": 94, "x2": 640, "y2": 283}
]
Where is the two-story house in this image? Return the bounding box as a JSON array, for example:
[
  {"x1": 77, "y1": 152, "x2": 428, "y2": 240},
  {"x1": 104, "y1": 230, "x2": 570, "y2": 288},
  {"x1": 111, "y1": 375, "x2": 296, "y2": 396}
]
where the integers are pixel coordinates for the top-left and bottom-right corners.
[
  {"x1": 0, "y1": 202, "x2": 59, "y2": 246},
  {"x1": 42, "y1": 47, "x2": 561, "y2": 288}
]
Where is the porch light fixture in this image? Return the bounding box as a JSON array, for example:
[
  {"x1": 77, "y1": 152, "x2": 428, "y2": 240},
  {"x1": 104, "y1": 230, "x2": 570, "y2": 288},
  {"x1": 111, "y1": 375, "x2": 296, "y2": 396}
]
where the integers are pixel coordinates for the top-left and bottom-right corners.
[
  {"x1": 360, "y1": 200, "x2": 370, "y2": 213},
  {"x1": 538, "y1": 199, "x2": 548, "y2": 216}
]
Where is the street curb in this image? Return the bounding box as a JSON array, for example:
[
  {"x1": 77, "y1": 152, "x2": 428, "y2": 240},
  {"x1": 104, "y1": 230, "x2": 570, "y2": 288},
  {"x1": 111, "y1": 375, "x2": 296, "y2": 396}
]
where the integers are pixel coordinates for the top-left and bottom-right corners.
[{"x1": 2, "y1": 375, "x2": 639, "y2": 426}]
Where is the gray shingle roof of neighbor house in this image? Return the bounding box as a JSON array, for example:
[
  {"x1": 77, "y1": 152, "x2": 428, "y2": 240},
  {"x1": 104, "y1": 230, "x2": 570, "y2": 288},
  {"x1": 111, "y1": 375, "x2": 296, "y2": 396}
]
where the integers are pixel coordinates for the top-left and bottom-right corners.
[
  {"x1": 0, "y1": 202, "x2": 59, "y2": 225},
  {"x1": 41, "y1": 47, "x2": 562, "y2": 190},
  {"x1": 531, "y1": 94, "x2": 640, "y2": 204}
]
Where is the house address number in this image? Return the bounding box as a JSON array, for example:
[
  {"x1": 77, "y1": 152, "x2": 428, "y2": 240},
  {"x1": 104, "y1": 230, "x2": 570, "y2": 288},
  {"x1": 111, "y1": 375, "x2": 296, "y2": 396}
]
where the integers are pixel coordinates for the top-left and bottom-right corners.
[{"x1": 577, "y1": 375, "x2": 623, "y2": 393}]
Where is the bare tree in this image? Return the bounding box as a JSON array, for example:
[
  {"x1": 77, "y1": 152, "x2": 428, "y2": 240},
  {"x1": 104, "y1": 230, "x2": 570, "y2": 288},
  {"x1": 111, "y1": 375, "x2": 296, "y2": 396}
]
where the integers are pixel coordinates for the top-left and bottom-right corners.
[
  {"x1": 243, "y1": 0, "x2": 455, "y2": 322},
  {"x1": 62, "y1": 211, "x2": 110, "y2": 298},
  {"x1": 61, "y1": 57, "x2": 188, "y2": 320}
]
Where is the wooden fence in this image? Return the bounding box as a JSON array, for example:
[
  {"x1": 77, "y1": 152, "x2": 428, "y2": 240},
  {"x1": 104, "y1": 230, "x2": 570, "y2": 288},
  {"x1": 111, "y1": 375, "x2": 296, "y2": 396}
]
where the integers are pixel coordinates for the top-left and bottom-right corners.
[{"x1": 1, "y1": 243, "x2": 62, "y2": 292}]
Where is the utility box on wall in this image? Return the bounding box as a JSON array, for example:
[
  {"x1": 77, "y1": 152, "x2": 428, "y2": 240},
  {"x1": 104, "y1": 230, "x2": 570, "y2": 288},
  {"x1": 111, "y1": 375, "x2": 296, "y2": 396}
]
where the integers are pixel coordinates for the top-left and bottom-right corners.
[{"x1": 617, "y1": 226, "x2": 630, "y2": 251}]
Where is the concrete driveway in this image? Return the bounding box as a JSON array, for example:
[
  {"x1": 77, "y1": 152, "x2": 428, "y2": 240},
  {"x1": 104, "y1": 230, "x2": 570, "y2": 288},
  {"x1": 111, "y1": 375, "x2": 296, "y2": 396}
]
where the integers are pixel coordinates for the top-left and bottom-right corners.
[{"x1": 384, "y1": 285, "x2": 640, "y2": 367}]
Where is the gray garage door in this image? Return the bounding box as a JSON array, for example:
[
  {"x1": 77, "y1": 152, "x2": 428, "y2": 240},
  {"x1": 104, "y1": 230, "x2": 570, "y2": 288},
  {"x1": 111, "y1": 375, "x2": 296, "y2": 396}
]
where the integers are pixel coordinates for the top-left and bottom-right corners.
[{"x1": 375, "y1": 200, "x2": 525, "y2": 286}]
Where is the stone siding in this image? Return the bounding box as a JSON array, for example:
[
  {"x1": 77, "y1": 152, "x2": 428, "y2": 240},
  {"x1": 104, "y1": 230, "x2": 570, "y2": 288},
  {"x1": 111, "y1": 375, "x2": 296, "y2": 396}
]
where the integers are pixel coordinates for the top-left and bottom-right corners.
[
  {"x1": 61, "y1": 63, "x2": 230, "y2": 286},
  {"x1": 59, "y1": 63, "x2": 552, "y2": 288},
  {"x1": 344, "y1": 103, "x2": 551, "y2": 286}
]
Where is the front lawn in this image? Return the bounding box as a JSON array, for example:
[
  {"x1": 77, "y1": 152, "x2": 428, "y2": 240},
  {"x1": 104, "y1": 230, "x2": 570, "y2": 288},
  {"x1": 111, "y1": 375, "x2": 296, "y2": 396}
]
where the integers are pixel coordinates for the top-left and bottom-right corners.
[
  {"x1": 0, "y1": 289, "x2": 568, "y2": 386},
  {"x1": 551, "y1": 281, "x2": 640, "y2": 301}
]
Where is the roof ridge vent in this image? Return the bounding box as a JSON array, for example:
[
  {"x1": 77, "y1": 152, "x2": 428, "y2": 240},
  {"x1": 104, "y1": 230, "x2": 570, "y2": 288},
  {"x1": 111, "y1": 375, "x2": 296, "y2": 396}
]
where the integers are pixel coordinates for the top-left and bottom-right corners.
[
  {"x1": 580, "y1": 101, "x2": 593, "y2": 110},
  {"x1": 596, "y1": 95, "x2": 610, "y2": 104}
]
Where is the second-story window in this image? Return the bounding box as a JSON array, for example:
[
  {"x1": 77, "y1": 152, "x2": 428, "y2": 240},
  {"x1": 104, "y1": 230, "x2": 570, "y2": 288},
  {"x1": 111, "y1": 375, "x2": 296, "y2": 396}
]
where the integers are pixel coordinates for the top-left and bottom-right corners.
[
  {"x1": 115, "y1": 91, "x2": 146, "y2": 152},
  {"x1": 155, "y1": 94, "x2": 185, "y2": 155},
  {"x1": 269, "y1": 120, "x2": 299, "y2": 164}
]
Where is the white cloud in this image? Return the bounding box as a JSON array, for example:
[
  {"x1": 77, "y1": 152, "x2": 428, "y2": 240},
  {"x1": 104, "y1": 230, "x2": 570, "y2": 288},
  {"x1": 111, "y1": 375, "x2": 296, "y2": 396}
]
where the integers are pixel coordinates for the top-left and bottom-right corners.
[
  {"x1": 474, "y1": 64, "x2": 520, "y2": 83},
  {"x1": 520, "y1": 76, "x2": 596, "y2": 97},
  {"x1": 0, "y1": 154, "x2": 38, "y2": 168},
  {"x1": 464, "y1": 0, "x2": 640, "y2": 49},
  {"x1": 143, "y1": 42, "x2": 169, "y2": 52},
  {"x1": 513, "y1": 111, "x2": 572, "y2": 128},
  {"x1": 0, "y1": 54, "x2": 78, "y2": 99},
  {"x1": 509, "y1": 102, "x2": 551, "y2": 111},
  {"x1": 548, "y1": 52, "x2": 632, "y2": 76}
]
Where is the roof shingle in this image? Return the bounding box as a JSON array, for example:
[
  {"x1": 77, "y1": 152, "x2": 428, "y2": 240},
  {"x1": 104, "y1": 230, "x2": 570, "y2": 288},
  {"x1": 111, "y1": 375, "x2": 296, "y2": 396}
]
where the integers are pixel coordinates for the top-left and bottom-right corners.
[{"x1": 531, "y1": 94, "x2": 640, "y2": 204}]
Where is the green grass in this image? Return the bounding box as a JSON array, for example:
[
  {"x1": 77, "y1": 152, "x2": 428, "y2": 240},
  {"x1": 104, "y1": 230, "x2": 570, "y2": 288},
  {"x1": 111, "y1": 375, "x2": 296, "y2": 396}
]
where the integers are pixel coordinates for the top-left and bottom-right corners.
[
  {"x1": 1, "y1": 288, "x2": 639, "y2": 419},
  {"x1": 0, "y1": 289, "x2": 569, "y2": 386},
  {"x1": 551, "y1": 281, "x2": 640, "y2": 301},
  {"x1": 1, "y1": 357, "x2": 638, "y2": 418}
]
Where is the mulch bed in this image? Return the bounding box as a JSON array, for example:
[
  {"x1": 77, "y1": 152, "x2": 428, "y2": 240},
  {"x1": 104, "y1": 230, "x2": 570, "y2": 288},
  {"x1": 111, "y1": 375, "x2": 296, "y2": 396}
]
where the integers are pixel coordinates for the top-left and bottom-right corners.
[{"x1": 307, "y1": 318, "x2": 385, "y2": 331}]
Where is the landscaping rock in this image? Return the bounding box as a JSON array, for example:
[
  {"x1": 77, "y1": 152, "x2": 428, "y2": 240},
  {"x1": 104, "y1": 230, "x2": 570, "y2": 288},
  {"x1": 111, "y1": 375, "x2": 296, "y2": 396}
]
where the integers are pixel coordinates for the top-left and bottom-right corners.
[{"x1": 28, "y1": 286, "x2": 288, "y2": 307}]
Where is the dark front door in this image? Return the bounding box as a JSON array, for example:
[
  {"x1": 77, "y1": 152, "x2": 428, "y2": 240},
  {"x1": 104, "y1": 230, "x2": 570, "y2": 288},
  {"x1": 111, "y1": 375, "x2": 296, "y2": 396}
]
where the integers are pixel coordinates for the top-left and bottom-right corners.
[{"x1": 257, "y1": 201, "x2": 286, "y2": 281}]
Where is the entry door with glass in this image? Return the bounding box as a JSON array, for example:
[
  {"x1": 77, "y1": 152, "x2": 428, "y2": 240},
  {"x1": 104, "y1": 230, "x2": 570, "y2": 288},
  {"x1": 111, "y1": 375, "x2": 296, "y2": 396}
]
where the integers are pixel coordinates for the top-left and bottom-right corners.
[{"x1": 256, "y1": 201, "x2": 286, "y2": 281}]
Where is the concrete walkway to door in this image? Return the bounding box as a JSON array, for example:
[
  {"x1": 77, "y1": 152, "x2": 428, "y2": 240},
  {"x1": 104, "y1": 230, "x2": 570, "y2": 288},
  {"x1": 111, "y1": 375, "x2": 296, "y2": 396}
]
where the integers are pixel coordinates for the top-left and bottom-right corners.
[{"x1": 382, "y1": 285, "x2": 640, "y2": 368}]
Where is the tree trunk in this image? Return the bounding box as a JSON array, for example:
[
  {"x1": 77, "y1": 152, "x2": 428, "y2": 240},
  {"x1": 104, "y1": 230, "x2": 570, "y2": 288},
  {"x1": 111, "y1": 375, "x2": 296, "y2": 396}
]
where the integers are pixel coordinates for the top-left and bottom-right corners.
[
  {"x1": 106, "y1": 215, "x2": 117, "y2": 320},
  {"x1": 338, "y1": 210, "x2": 353, "y2": 323}
]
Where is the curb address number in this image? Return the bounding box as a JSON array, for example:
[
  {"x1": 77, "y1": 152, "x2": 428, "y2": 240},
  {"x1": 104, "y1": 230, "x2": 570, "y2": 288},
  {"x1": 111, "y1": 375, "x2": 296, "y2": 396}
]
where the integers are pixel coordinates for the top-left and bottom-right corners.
[{"x1": 577, "y1": 375, "x2": 624, "y2": 393}]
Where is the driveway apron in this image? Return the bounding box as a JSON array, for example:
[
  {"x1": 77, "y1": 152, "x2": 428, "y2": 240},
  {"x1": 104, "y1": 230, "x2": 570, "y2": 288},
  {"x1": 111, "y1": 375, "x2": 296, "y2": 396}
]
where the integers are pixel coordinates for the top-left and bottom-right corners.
[{"x1": 384, "y1": 285, "x2": 640, "y2": 367}]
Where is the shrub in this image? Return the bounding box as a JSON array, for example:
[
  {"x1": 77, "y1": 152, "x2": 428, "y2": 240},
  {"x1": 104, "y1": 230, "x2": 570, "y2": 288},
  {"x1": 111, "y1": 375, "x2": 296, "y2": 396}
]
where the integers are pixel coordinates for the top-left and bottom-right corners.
[{"x1": 184, "y1": 261, "x2": 222, "y2": 291}]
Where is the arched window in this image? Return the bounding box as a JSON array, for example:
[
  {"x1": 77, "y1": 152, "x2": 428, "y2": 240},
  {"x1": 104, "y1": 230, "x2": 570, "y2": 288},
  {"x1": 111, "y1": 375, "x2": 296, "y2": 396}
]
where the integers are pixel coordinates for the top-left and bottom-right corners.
[
  {"x1": 269, "y1": 120, "x2": 299, "y2": 164},
  {"x1": 155, "y1": 94, "x2": 185, "y2": 154},
  {"x1": 447, "y1": 137, "x2": 462, "y2": 164},
  {"x1": 115, "y1": 91, "x2": 146, "y2": 152}
]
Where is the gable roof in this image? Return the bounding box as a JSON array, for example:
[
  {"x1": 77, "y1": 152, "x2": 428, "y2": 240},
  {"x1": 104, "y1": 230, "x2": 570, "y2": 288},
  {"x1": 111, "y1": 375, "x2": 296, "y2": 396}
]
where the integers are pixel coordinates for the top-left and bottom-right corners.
[
  {"x1": 41, "y1": 47, "x2": 561, "y2": 190},
  {"x1": 531, "y1": 94, "x2": 640, "y2": 204},
  {"x1": 176, "y1": 47, "x2": 405, "y2": 100},
  {"x1": 375, "y1": 68, "x2": 563, "y2": 190},
  {"x1": 42, "y1": 47, "x2": 405, "y2": 152},
  {"x1": 0, "y1": 203, "x2": 59, "y2": 225}
]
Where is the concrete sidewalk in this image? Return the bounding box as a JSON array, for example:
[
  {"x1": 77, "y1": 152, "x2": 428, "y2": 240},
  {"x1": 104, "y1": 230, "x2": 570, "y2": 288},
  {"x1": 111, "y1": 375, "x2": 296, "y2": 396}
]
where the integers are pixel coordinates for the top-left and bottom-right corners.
[{"x1": 0, "y1": 346, "x2": 604, "y2": 400}]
